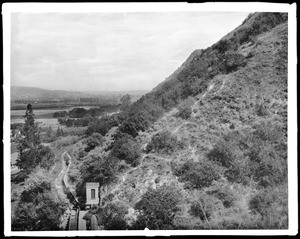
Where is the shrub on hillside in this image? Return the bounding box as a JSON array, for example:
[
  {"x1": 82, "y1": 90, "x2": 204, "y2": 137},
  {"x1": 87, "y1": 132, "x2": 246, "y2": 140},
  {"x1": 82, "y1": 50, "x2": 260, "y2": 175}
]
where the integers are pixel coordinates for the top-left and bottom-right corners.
[
  {"x1": 85, "y1": 114, "x2": 123, "y2": 136},
  {"x1": 68, "y1": 167, "x2": 81, "y2": 184},
  {"x1": 207, "y1": 140, "x2": 235, "y2": 168},
  {"x1": 189, "y1": 198, "x2": 214, "y2": 221},
  {"x1": 12, "y1": 170, "x2": 66, "y2": 231},
  {"x1": 175, "y1": 97, "x2": 195, "y2": 119},
  {"x1": 100, "y1": 201, "x2": 129, "y2": 230},
  {"x1": 172, "y1": 160, "x2": 220, "y2": 190},
  {"x1": 83, "y1": 133, "x2": 104, "y2": 152},
  {"x1": 119, "y1": 101, "x2": 164, "y2": 137},
  {"x1": 213, "y1": 39, "x2": 231, "y2": 54},
  {"x1": 146, "y1": 131, "x2": 183, "y2": 154},
  {"x1": 247, "y1": 145, "x2": 286, "y2": 187},
  {"x1": 256, "y1": 103, "x2": 270, "y2": 117},
  {"x1": 207, "y1": 181, "x2": 236, "y2": 208},
  {"x1": 224, "y1": 51, "x2": 247, "y2": 73},
  {"x1": 52, "y1": 135, "x2": 79, "y2": 149},
  {"x1": 181, "y1": 77, "x2": 208, "y2": 99},
  {"x1": 248, "y1": 186, "x2": 288, "y2": 228},
  {"x1": 78, "y1": 149, "x2": 88, "y2": 159},
  {"x1": 110, "y1": 132, "x2": 140, "y2": 166},
  {"x1": 132, "y1": 185, "x2": 181, "y2": 230}
]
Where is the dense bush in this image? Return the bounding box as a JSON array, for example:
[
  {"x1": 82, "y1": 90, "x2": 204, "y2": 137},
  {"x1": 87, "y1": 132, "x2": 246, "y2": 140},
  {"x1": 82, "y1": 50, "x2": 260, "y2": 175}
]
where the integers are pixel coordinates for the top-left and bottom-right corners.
[
  {"x1": 224, "y1": 51, "x2": 247, "y2": 73},
  {"x1": 119, "y1": 100, "x2": 164, "y2": 137},
  {"x1": 12, "y1": 170, "x2": 66, "y2": 231},
  {"x1": 100, "y1": 201, "x2": 129, "y2": 230},
  {"x1": 53, "y1": 111, "x2": 68, "y2": 118},
  {"x1": 248, "y1": 186, "x2": 288, "y2": 228},
  {"x1": 17, "y1": 144, "x2": 55, "y2": 173},
  {"x1": 247, "y1": 145, "x2": 286, "y2": 187},
  {"x1": 78, "y1": 149, "x2": 88, "y2": 159},
  {"x1": 52, "y1": 135, "x2": 79, "y2": 149},
  {"x1": 189, "y1": 197, "x2": 213, "y2": 221},
  {"x1": 146, "y1": 130, "x2": 183, "y2": 154},
  {"x1": 207, "y1": 139, "x2": 236, "y2": 168},
  {"x1": 175, "y1": 97, "x2": 195, "y2": 119},
  {"x1": 83, "y1": 133, "x2": 103, "y2": 152},
  {"x1": 69, "y1": 107, "x2": 88, "y2": 118},
  {"x1": 213, "y1": 39, "x2": 231, "y2": 54},
  {"x1": 172, "y1": 160, "x2": 220, "y2": 189},
  {"x1": 110, "y1": 132, "x2": 140, "y2": 166},
  {"x1": 133, "y1": 185, "x2": 181, "y2": 230},
  {"x1": 85, "y1": 114, "x2": 123, "y2": 136},
  {"x1": 207, "y1": 181, "x2": 236, "y2": 208}
]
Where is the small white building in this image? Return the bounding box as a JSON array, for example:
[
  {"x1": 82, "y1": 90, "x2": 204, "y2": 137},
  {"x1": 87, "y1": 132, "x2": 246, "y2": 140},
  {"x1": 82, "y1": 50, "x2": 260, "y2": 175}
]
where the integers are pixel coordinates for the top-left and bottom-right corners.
[{"x1": 85, "y1": 182, "x2": 99, "y2": 208}]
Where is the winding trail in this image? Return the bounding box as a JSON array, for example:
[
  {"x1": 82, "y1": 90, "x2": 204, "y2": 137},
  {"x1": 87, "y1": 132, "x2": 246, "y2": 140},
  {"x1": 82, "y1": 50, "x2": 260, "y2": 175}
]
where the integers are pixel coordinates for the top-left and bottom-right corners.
[
  {"x1": 191, "y1": 83, "x2": 215, "y2": 118},
  {"x1": 215, "y1": 78, "x2": 226, "y2": 95},
  {"x1": 55, "y1": 151, "x2": 81, "y2": 230}
]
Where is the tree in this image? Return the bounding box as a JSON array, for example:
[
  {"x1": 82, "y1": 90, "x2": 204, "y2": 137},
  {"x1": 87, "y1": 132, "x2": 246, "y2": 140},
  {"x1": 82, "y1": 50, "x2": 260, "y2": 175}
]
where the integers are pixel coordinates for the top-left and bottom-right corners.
[
  {"x1": 19, "y1": 104, "x2": 41, "y2": 148},
  {"x1": 56, "y1": 127, "x2": 65, "y2": 137},
  {"x1": 172, "y1": 160, "x2": 220, "y2": 190},
  {"x1": 176, "y1": 97, "x2": 194, "y2": 119},
  {"x1": 146, "y1": 130, "x2": 183, "y2": 154},
  {"x1": 12, "y1": 170, "x2": 66, "y2": 231},
  {"x1": 110, "y1": 133, "x2": 140, "y2": 166},
  {"x1": 84, "y1": 133, "x2": 104, "y2": 152},
  {"x1": 101, "y1": 201, "x2": 129, "y2": 230},
  {"x1": 133, "y1": 185, "x2": 181, "y2": 229},
  {"x1": 15, "y1": 104, "x2": 54, "y2": 175}
]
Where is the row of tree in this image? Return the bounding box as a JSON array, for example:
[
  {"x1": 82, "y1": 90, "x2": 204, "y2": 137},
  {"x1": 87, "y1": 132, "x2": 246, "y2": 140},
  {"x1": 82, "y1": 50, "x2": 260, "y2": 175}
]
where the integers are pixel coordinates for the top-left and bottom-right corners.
[{"x1": 12, "y1": 105, "x2": 67, "y2": 231}]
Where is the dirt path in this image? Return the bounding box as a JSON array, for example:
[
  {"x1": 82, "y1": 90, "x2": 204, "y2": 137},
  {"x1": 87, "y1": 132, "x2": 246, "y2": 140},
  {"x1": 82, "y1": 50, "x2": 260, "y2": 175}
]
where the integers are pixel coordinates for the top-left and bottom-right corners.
[
  {"x1": 191, "y1": 83, "x2": 215, "y2": 118},
  {"x1": 215, "y1": 78, "x2": 226, "y2": 95},
  {"x1": 55, "y1": 151, "x2": 74, "y2": 230}
]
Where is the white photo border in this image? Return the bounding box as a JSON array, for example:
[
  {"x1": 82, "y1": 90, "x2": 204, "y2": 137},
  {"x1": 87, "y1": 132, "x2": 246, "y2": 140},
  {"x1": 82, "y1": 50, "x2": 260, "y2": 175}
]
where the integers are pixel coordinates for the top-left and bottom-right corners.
[{"x1": 3, "y1": 2, "x2": 297, "y2": 236}]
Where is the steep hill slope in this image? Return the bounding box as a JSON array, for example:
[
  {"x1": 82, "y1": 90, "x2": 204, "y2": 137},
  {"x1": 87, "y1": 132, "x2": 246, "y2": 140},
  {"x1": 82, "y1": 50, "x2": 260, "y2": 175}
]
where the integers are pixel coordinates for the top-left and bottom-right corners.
[{"x1": 72, "y1": 12, "x2": 288, "y2": 230}]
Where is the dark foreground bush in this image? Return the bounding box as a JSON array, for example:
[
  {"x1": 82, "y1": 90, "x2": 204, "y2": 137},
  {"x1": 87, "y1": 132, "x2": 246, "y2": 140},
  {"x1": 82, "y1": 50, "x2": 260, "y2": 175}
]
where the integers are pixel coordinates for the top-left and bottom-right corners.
[
  {"x1": 100, "y1": 201, "x2": 129, "y2": 230},
  {"x1": 132, "y1": 185, "x2": 181, "y2": 230},
  {"x1": 248, "y1": 185, "x2": 288, "y2": 229}
]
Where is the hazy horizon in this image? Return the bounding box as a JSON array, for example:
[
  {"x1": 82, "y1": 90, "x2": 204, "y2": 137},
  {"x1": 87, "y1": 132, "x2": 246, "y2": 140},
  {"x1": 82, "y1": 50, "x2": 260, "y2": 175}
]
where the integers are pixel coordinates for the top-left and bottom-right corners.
[
  {"x1": 10, "y1": 85, "x2": 149, "y2": 93},
  {"x1": 11, "y1": 11, "x2": 249, "y2": 92}
]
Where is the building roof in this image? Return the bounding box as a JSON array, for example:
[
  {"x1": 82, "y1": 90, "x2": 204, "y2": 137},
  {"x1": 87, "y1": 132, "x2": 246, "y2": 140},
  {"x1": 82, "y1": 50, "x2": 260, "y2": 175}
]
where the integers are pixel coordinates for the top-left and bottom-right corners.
[{"x1": 86, "y1": 182, "x2": 99, "y2": 187}]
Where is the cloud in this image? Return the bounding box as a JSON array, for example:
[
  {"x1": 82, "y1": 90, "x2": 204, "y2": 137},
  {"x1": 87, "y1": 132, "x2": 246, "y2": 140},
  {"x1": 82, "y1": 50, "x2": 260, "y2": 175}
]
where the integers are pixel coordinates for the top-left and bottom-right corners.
[{"x1": 11, "y1": 11, "x2": 249, "y2": 91}]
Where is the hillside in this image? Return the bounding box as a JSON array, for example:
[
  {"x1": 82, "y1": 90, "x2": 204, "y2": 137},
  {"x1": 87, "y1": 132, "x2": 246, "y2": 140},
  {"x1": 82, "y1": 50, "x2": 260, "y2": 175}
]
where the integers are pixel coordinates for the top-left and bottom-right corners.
[{"x1": 63, "y1": 12, "x2": 288, "y2": 230}]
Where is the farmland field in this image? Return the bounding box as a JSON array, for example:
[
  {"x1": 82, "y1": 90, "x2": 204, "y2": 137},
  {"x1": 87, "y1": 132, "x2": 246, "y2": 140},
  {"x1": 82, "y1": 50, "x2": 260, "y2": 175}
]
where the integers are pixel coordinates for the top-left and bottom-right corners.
[
  {"x1": 11, "y1": 105, "x2": 99, "y2": 129},
  {"x1": 11, "y1": 105, "x2": 95, "y2": 118}
]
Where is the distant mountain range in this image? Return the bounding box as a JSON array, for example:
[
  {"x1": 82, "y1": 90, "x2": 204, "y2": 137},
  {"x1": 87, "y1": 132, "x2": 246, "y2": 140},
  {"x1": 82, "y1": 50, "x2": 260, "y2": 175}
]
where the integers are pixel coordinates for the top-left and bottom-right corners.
[{"x1": 10, "y1": 86, "x2": 149, "y2": 101}]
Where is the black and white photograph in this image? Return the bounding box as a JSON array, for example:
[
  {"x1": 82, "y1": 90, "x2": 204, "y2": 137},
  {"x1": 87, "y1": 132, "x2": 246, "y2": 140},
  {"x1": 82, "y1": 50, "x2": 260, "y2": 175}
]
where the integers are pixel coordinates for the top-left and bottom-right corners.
[{"x1": 3, "y1": 2, "x2": 297, "y2": 236}]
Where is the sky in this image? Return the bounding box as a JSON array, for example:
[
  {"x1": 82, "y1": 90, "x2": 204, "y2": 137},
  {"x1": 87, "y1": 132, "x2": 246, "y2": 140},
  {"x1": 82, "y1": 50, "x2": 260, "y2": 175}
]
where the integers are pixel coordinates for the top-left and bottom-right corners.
[{"x1": 11, "y1": 11, "x2": 250, "y2": 92}]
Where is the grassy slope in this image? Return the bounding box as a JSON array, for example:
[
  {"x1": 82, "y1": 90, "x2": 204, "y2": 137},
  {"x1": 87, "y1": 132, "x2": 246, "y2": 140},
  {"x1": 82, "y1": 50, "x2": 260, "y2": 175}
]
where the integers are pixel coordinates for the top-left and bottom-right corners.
[{"x1": 94, "y1": 13, "x2": 288, "y2": 229}]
